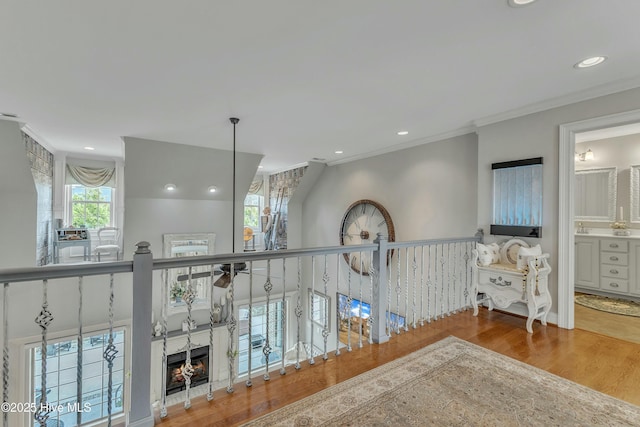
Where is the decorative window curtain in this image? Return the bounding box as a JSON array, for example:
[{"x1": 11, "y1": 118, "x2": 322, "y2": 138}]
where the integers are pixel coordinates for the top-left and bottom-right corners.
[
  {"x1": 248, "y1": 178, "x2": 264, "y2": 195},
  {"x1": 66, "y1": 164, "x2": 116, "y2": 188}
]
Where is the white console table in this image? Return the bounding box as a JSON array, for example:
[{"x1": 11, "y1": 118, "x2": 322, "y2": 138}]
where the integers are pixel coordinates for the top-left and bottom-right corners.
[{"x1": 471, "y1": 250, "x2": 552, "y2": 334}]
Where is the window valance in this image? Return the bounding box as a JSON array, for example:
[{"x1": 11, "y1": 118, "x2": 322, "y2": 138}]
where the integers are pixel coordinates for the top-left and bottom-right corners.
[
  {"x1": 66, "y1": 164, "x2": 116, "y2": 188},
  {"x1": 248, "y1": 178, "x2": 264, "y2": 195}
]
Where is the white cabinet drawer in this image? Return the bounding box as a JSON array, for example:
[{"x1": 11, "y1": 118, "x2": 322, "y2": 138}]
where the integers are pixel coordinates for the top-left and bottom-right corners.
[
  {"x1": 601, "y1": 265, "x2": 628, "y2": 279},
  {"x1": 600, "y1": 239, "x2": 628, "y2": 253},
  {"x1": 600, "y1": 252, "x2": 628, "y2": 266},
  {"x1": 600, "y1": 278, "x2": 629, "y2": 293}
]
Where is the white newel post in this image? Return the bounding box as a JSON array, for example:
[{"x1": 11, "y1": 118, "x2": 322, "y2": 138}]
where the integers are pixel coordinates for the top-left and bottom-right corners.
[
  {"x1": 372, "y1": 234, "x2": 390, "y2": 344},
  {"x1": 128, "y1": 242, "x2": 154, "y2": 427}
]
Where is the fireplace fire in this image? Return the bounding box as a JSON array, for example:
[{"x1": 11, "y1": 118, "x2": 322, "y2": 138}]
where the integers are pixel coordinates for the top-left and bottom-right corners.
[{"x1": 166, "y1": 346, "x2": 209, "y2": 395}]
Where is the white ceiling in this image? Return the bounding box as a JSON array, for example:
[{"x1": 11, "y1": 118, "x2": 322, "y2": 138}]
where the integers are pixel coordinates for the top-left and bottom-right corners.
[{"x1": 2, "y1": 0, "x2": 640, "y2": 172}]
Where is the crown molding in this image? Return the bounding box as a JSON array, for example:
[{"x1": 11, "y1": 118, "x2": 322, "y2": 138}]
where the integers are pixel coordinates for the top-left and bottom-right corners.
[
  {"x1": 473, "y1": 75, "x2": 640, "y2": 128},
  {"x1": 327, "y1": 125, "x2": 477, "y2": 167},
  {"x1": 268, "y1": 161, "x2": 310, "y2": 175}
]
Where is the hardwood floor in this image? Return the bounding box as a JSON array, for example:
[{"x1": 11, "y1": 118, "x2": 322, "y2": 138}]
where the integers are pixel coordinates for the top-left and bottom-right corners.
[
  {"x1": 575, "y1": 298, "x2": 640, "y2": 344},
  {"x1": 155, "y1": 308, "x2": 640, "y2": 427}
]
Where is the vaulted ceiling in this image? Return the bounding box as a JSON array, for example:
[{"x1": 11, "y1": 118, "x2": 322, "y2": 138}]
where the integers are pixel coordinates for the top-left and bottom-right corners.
[{"x1": 1, "y1": 1, "x2": 640, "y2": 172}]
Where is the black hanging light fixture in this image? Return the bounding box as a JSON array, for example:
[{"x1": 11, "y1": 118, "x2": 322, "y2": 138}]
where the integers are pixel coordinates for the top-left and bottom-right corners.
[{"x1": 214, "y1": 117, "x2": 247, "y2": 288}]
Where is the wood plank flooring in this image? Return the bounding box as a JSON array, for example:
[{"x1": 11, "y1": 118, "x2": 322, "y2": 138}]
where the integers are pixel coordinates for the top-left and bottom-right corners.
[
  {"x1": 154, "y1": 308, "x2": 640, "y2": 427},
  {"x1": 575, "y1": 299, "x2": 640, "y2": 344}
]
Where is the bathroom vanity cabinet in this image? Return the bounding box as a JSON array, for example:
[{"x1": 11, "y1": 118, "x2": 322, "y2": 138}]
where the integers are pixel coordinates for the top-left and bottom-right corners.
[{"x1": 575, "y1": 234, "x2": 640, "y2": 297}]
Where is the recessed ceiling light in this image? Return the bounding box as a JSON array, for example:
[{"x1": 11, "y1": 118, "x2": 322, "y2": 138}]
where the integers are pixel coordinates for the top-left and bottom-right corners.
[
  {"x1": 0, "y1": 112, "x2": 18, "y2": 118},
  {"x1": 164, "y1": 183, "x2": 176, "y2": 191},
  {"x1": 207, "y1": 186, "x2": 217, "y2": 193},
  {"x1": 258, "y1": 165, "x2": 263, "y2": 169},
  {"x1": 508, "y1": 0, "x2": 536, "y2": 7},
  {"x1": 83, "y1": 146, "x2": 95, "y2": 151},
  {"x1": 574, "y1": 56, "x2": 607, "y2": 69},
  {"x1": 335, "y1": 150, "x2": 343, "y2": 154},
  {"x1": 397, "y1": 131, "x2": 409, "y2": 136}
]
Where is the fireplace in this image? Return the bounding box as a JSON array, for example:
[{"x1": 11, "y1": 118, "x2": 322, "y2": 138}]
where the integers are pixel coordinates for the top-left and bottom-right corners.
[{"x1": 166, "y1": 346, "x2": 209, "y2": 396}]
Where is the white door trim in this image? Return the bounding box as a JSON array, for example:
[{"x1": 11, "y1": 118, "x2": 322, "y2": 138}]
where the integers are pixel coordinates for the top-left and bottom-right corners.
[{"x1": 558, "y1": 108, "x2": 640, "y2": 329}]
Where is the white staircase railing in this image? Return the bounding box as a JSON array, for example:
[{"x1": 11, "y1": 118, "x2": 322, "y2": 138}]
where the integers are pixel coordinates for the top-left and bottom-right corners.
[{"x1": 0, "y1": 231, "x2": 482, "y2": 427}]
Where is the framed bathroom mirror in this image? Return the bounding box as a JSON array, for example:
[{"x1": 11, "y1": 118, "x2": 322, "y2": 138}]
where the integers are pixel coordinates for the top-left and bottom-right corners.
[
  {"x1": 575, "y1": 167, "x2": 617, "y2": 222},
  {"x1": 630, "y1": 165, "x2": 640, "y2": 223},
  {"x1": 163, "y1": 233, "x2": 216, "y2": 314}
]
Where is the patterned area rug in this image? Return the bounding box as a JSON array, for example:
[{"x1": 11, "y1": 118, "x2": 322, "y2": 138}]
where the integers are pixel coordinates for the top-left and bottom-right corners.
[
  {"x1": 575, "y1": 293, "x2": 640, "y2": 317},
  {"x1": 242, "y1": 336, "x2": 640, "y2": 426}
]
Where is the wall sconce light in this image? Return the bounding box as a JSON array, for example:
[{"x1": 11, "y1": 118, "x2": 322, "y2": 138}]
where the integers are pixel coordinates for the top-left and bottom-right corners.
[
  {"x1": 207, "y1": 186, "x2": 217, "y2": 193},
  {"x1": 575, "y1": 149, "x2": 594, "y2": 162},
  {"x1": 164, "y1": 183, "x2": 176, "y2": 191}
]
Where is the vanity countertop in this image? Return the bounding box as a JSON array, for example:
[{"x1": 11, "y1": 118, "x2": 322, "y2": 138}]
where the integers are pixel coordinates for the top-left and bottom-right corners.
[{"x1": 575, "y1": 230, "x2": 640, "y2": 239}]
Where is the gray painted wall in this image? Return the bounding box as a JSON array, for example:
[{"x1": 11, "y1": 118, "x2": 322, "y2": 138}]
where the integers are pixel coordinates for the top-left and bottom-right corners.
[
  {"x1": 0, "y1": 120, "x2": 37, "y2": 269},
  {"x1": 302, "y1": 132, "x2": 479, "y2": 248},
  {"x1": 123, "y1": 136, "x2": 263, "y2": 256}
]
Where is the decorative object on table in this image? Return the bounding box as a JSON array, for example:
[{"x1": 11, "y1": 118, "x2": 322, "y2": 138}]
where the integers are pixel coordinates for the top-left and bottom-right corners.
[
  {"x1": 611, "y1": 206, "x2": 630, "y2": 236},
  {"x1": 575, "y1": 293, "x2": 640, "y2": 317},
  {"x1": 181, "y1": 319, "x2": 197, "y2": 332},
  {"x1": 242, "y1": 336, "x2": 640, "y2": 427},
  {"x1": 339, "y1": 199, "x2": 395, "y2": 275},
  {"x1": 169, "y1": 281, "x2": 186, "y2": 303},
  {"x1": 154, "y1": 321, "x2": 163, "y2": 337},
  {"x1": 212, "y1": 303, "x2": 222, "y2": 323}
]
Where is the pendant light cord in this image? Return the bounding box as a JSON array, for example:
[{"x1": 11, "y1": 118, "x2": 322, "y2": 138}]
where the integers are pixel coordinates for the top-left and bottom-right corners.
[{"x1": 230, "y1": 117, "x2": 239, "y2": 254}]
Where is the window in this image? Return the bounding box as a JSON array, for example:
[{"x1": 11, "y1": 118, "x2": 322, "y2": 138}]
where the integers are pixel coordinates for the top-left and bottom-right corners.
[
  {"x1": 28, "y1": 329, "x2": 125, "y2": 426},
  {"x1": 491, "y1": 157, "x2": 543, "y2": 238},
  {"x1": 67, "y1": 185, "x2": 114, "y2": 229},
  {"x1": 238, "y1": 300, "x2": 285, "y2": 376},
  {"x1": 244, "y1": 194, "x2": 263, "y2": 231},
  {"x1": 309, "y1": 290, "x2": 330, "y2": 329}
]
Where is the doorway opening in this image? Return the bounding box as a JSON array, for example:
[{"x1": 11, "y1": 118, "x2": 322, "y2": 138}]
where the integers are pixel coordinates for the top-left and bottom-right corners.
[{"x1": 558, "y1": 108, "x2": 640, "y2": 332}]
